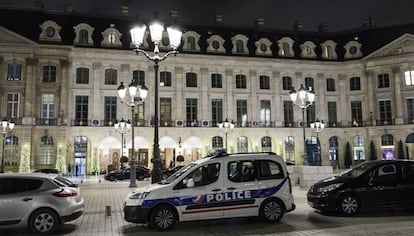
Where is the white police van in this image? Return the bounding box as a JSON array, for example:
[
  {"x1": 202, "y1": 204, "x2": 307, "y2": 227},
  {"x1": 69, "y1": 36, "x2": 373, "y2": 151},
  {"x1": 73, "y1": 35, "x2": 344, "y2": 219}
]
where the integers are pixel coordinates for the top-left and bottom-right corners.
[{"x1": 124, "y1": 151, "x2": 295, "y2": 231}]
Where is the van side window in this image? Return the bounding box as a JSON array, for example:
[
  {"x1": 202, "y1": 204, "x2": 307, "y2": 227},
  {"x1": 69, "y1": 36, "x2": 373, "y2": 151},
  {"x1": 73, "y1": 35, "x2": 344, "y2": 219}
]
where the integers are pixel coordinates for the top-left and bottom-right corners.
[
  {"x1": 183, "y1": 163, "x2": 220, "y2": 187},
  {"x1": 371, "y1": 164, "x2": 397, "y2": 186},
  {"x1": 228, "y1": 160, "x2": 257, "y2": 182},
  {"x1": 258, "y1": 160, "x2": 285, "y2": 180}
]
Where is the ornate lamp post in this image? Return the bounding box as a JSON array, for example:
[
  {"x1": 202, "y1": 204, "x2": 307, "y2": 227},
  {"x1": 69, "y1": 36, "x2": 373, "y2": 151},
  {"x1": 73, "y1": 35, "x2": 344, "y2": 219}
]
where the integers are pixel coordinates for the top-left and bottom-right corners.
[
  {"x1": 130, "y1": 19, "x2": 182, "y2": 184},
  {"x1": 1, "y1": 118, "x2": 15, "y2": 173},
  {"x1": 290, "y1": 84, "x2": 315, "y2": 165},
  {"x1": 117, "y1": 80, "x2": 148, "y2": 188},
  {"x1": 114, "y1": 118, "x2": 131, "y2": 168},
  {"x1": 310, "y1": 119, "x2": 325, "y2": 166},
  {"x1": 218, "y1": 118, "x2": 235, "y2": 150}
]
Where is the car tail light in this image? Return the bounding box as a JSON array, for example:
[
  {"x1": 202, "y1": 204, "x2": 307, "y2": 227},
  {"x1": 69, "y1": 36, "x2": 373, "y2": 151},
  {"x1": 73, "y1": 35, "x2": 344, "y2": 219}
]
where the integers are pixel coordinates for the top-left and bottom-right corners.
[
  {"x1": 287, "y1": 173, "x2": 292, "y2": 193},
  {"x1": 53, "y1": 188, "x2": 78, "y2": 197}
]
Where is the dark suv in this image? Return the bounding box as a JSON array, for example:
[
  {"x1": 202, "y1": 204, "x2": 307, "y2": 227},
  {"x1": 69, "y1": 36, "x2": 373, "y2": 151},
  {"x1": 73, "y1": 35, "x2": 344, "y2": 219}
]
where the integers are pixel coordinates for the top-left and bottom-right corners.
[
  {"x1": 104, "y1": 166, "x2": 150, "y2": 181},
  {"x1": 307, "y1": 160, "x2": 414, "y2": 215}
]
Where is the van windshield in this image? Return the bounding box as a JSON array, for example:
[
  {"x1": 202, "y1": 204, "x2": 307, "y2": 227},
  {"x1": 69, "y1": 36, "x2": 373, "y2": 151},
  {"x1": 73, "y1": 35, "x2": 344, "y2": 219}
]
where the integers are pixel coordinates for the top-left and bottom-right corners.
[
  {"x1": 160, "y1": 163, "x2": 196, "y2": 184},
  {"x1": 340, "y1": 161, "x2": 378, "y2": 178}
]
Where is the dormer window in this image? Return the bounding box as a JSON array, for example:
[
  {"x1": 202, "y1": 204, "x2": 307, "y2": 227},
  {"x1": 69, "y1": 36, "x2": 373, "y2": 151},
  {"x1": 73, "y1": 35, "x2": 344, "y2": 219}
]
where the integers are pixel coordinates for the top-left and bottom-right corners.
[
  {"x1": 254, "y1": 38, "x2": 272, "y2": 56},
  {"x1": 300, "y1": 41, "x2": 316, "y2": 58},
  {"x1": 207, "y1": 35, "x2": 225, "y2": 53},
  {"x1": 182, "y1": 31, "x2": 201, "y2": 52},
  {"x1": 39, "y1": 20, "x2": 62, "y2": 42},
  {"x1": 74, "y1": 23, "x2": 94, "y2": 46},
  {"x1": 277, "y1": 37, "x2": 294, "y2": 57},
  {"x1": 101, "y1": 24, "x2": 122, "y2": 48},
  {"x1": 321, "y1": 40, "x2": 338, "y2": 59},
  {"x1": 344, "y1": 40, "x2": 363, "y2": 59},
  {"x1": 231, "y1": 34, "x2": 249, "y2": 55}
]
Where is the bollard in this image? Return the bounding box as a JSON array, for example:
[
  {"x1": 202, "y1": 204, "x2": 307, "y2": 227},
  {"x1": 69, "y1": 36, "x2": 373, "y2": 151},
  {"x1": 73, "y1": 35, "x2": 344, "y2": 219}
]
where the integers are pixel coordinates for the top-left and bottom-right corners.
[
  {"x1": 106, "y1": 205, "x2": 111, "y2": 216},
  {"x1": 99, "y1": 179, "x2": 101, "y2": 183}
]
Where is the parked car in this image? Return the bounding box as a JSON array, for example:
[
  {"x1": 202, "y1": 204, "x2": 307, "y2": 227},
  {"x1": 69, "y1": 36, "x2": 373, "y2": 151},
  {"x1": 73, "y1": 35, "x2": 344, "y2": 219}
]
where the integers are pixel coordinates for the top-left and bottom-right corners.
[
  {"x1": 161, "y1": 165, "x2": 185, "y2": 180},
  {"x1": 33, "y1": 168, "x2": 60, "y2": 174},
  {"x1": 307, "y1": 160, "x2": 414, "y2": 216},
  {"x1": 104, "y1": 166, "x2": 150, "y2": 181},
  {"x1": 124, "y1": 151, "x2": 295, "y2": 231},
  {"x1": 0, "y1": 173, "x2": 84, "y2": 234}
]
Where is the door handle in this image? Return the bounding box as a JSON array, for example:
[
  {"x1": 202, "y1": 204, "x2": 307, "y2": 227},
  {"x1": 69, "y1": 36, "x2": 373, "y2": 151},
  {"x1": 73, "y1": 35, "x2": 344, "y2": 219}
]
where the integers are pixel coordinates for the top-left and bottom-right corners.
[
  {"x1": 22, "y1": 197, "x2": 33, "y2": 202},
  {"x1": 227, "y1": 187, "x2": 237, "y2": 190},
  {"x1": 211, "y1": 188, "x2": 221, "y2": 192}
]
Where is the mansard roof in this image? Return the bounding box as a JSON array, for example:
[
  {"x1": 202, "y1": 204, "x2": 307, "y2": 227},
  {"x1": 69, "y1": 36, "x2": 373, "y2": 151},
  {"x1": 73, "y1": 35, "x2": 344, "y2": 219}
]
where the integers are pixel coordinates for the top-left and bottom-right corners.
[{"x1": 1, "y1": 7, "x2": 414, "y2": 62}]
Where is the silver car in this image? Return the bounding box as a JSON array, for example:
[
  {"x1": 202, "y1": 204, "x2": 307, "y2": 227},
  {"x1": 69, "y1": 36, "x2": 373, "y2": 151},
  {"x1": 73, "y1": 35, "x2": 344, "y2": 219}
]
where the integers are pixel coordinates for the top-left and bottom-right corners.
[{"x1": 0, "y1": 173, "x2": 84, "y2": 234}]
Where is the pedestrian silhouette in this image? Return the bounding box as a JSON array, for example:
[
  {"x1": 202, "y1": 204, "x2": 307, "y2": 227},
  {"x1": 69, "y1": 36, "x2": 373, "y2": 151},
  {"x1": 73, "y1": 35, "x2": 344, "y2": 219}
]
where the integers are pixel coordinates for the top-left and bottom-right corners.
[
  {"x1": 68, "y1": 164, "x2": 72, "y2": 177},
  {"x1": 75, "y1": 165, "x2": 79, "y2": 176}
]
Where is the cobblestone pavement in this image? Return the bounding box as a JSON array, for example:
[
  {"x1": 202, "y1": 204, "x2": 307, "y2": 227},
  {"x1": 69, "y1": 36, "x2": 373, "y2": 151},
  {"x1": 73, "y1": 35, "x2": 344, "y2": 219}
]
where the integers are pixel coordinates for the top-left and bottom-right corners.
[{"x1": 3, "y1": 175, "x2": 414, "y2": 235}]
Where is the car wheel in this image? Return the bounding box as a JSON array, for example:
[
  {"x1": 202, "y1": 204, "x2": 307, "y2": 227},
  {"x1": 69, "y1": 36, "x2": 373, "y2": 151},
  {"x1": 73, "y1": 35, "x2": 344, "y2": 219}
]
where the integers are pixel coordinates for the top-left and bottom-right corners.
[
  {"x1": 109, "y1": 176, "x2": 115, "y2": 181},
  {"x1": 137, "y1": 174, "x2": 145, "y2": 181},
  {"x1": 338, "y1": 194, "x2": 359, "y2": 216},
  {"x1": 149, "y1": 205, "x2": 176, "y2": 231},
  {"x1": 260, "y1": 198, "x2": 284, "y2": 223},
  {"x1": 29, "y1": 208, "x2": 61, "y2": 234}
]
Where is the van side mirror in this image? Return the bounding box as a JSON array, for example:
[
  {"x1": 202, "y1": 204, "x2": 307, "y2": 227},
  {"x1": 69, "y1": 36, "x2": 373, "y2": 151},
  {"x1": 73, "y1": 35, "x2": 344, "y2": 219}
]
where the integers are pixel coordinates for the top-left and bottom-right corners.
[{"x1": 186, "y1": 178, "x2": 195, "y2": 188}]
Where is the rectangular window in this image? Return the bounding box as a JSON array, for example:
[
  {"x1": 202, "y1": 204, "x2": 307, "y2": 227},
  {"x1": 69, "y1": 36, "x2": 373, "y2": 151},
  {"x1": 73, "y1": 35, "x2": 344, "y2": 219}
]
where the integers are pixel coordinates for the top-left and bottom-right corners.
[
  {"x1": 351, "y1": 101, "x2": 363, "y2": 125},
  {"x1": 283, "y1": 100, "x2": 294, "y2": 127},
  {"x1": 407, "y1": 98, "x2": 414, "y2": 121},
  {"x1": 326, "y1": 78, "x2": 335, "y2": 91},
  {"x1": 186, "y1": 72, "x2": 198, "y2": 87},
  {"x1": 305, "y1": 77, "x2": 314, "y2": 90},
  {"x1": 76, "y1": 68, "x2": 89, "y2": 84},
  {"x1": 186, "y1": 98, "x2": 198, "y2": 126},
  {"x1": 7, "y1": 63, "x2": 22, "y2": 81},
  {"x1": 377, "y1": 73, "x2": 390, "y2": 88},
  {"x1": 350, "y1": 76, "x2": 361, "y2": 91},
  {"x1": 160, "y1": 97, "x2": 172, "y2": 126},
  {"x1": 133, "y1": 70, "x2": 146, "y2": 86},
  {"x1": 236, "y1": 100, "x2": 247, "y2": 127},
  {"x1": 134, "y1": 104, "x2": 145, "y2": 127},
  {"x1": 75, "y1": 96, "x2": 88, "y2": 125},
  {"x1": 405, "y1": 71, "x2": 414, "y2": 86},
  {"x1": 379, "y1": 100, "x2": 392, "y2": 124},
  {"x1": 42, "y1": 65, "x2": 56, "y2": 82},
  {"x1": 259, "y1": 75, "x2": 270, "y2": 89},
  {"x1": 260, "y1": 100, "x2": 271, "y2": 126},
  {"x1": 42, "y1": 94, "x2": 55, "y2": 119},
  {"x1": 235, "y1": 74, "x2": 247, "y2": 89},
  {"x1": 211, "y1": 99, "x2": 223, "y2": 125},
  {"x1": 327, "y1": 102, "x2": 337, "y2": 127},
  {"x1": 6, "y1": 93, "x2": 19, "y2": 118},
  {"x1": 282, "y1": 76, "x2": 292, "y2": 90},
  {"x1": 160, "y1": 71, "x2": 172, "y2": 87},
  {"x1": 104, "y1": 97, "x2": 117, "y2": 125},
  {"x1": 105, "y1": 69, "x2": 117, "y2": 85},
  {"x1": 212, "y1": 74, "x2": 222, "y2": 88}
]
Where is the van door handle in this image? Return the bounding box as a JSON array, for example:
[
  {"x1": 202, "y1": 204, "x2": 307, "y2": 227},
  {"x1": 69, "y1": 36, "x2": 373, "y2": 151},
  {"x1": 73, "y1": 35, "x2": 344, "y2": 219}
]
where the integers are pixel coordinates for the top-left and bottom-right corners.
[
  {"x1": 227, "y1": 187, "x2": 237, "y2": 190},
  {"x1": 22, "y1": 197, "x2": 33, "y2": 202},
  {"x1": 211, "y1": 188, "x2": 221, "y2": 192}
]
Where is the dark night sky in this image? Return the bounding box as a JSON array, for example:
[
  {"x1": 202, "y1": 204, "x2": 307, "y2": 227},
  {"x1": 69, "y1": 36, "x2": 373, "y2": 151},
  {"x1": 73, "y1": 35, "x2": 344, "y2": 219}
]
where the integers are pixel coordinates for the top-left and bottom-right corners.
[{"x1": 1, "y1": 0, "x2": 414, "y2": 31}]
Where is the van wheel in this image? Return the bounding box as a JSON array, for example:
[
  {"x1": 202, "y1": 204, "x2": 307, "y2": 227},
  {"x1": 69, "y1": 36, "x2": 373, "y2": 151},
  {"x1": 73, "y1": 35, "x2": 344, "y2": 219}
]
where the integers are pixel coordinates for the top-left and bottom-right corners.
[
  {"x1": 338, "y1": 194, "x2": 359, "y2": 216},
  {"x1": 149, "y1": 205, "x2": 176, "y2": 231},
  {"x1": 29, "y1": 208, "x2": 61, "y2": 234},
  {"x1": 260, "y1": 199, "x2": 284, "y2": 223}
]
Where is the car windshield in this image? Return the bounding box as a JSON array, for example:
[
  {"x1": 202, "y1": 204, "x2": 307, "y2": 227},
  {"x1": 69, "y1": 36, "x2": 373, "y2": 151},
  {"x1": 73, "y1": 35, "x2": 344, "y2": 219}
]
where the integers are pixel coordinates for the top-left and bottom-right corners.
[
  {"x1": 160, "y1": 163, "x2": 197, "y2": 184},
  {"x1": 340, "y1": 161, "x2": 378, "y2": 178}
]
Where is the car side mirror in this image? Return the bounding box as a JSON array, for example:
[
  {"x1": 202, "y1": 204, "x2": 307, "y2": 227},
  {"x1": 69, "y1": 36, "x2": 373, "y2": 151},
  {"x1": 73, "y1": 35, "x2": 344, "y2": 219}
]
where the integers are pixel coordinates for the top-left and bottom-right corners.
[{"x1": 186, "y1": 178, "x2": 195, "y2": 188}]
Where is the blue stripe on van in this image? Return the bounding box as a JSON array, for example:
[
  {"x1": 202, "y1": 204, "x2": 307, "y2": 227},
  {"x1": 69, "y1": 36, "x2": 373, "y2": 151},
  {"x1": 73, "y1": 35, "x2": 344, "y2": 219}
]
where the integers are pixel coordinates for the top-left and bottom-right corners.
[{"x1": 141, "y1": 176, "x2": 288, "y2": 209}]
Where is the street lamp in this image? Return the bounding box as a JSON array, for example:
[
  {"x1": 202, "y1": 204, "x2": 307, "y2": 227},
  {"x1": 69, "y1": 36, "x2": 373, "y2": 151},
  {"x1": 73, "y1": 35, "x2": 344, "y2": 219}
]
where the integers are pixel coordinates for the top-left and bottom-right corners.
[
  {"x1": 310, "y1": 119, "x2": 325, "y2": 166},
  {"x1": 218, "y1": 118, "x2": 235, "y2": 150},
  {"x1": 114, "y1": 119, "x2": 131, "y2": 168},
  {"x1": 1, "y1": 118, "x2": 15, "y2": 173},
  {"x1": 117, "y1": 79, "x2": 148, "y2": 188},
  {"x1": 130, "y1": 18, "x2": 182, "y2": 184},
  {"x1": 290, "y1": 84, "x2": 315, "y2": 165}
]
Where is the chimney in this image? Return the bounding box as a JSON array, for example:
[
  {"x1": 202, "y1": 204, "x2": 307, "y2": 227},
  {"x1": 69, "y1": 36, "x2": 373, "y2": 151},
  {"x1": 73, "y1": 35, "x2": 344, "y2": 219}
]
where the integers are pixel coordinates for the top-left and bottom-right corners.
[
  {"x1": 170, "y1": 10, "x2": 178, "y2": 23},
  {"x1": 121, "y1": 6, "x2": 129, "y2": 16},
  {"x1": 215, "y1": 15, "x2": 223, "y2": 24},
  {"x1": 255, "y1": 18, "x2": 265, "y2": 28},
  {"x1": 293, "y1": 20, "x2": 304, "y2": 31},
  {"x1": 318, "y1": 22, "x2": 328, "y2": 32},
  {"x1": 65, "y1": 3, "x2": 74, "y2": 13}
]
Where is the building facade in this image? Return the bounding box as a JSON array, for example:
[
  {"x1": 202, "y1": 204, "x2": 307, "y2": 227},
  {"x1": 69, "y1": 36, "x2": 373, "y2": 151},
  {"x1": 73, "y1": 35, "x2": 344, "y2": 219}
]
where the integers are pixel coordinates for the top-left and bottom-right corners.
[{"x1": 1, "y1": 7, "x2": 414, "y2": 174}]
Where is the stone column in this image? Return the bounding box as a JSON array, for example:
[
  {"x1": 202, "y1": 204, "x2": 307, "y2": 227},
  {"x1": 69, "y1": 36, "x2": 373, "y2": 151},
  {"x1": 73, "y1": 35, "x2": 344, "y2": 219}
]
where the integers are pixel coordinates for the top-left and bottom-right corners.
[
  {"x1": 23, "y1": 57, "x2": 38, "y2": 125},
  {"x1": 225, "y1": 69, "x2": 233, "y2": 119},
  {"x1": 365, "y1": 70, "x2": 376, "y2": 126},
  {"x1": 249, "y1": 70, "x2": 257, "y2": 123},
  {"x1": 200, "y1": 68, "x2": 209, "y2": 120},
  {"x1": 392, "y1": 66, "x2": 404, "y2": 124},
  {"x1": 174, "y1": 67, "x2": 184, "y2": 122}
]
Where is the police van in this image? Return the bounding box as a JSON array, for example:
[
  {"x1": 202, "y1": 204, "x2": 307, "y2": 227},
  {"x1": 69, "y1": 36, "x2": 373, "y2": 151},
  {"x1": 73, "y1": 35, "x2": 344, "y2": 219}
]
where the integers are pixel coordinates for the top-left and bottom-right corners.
[{"x1": 124, "y1": 151, "x2": 295, "y2": 231}]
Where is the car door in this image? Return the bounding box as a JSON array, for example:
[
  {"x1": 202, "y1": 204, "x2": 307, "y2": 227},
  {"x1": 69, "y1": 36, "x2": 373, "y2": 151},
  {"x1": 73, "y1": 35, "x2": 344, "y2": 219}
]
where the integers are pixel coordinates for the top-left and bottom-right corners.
[
  {"x1": 0, "y1": 178, "x2": 39, "y2": 224},
  {"x1": 177, "y1": 161, "x2": 224, "y2": 221},
  {"x1": 223, "y1": 159, "x2": 259, "y2": 217},
  {"x1": 398, "y1": 162, "x2": 414, "y2": 207}
]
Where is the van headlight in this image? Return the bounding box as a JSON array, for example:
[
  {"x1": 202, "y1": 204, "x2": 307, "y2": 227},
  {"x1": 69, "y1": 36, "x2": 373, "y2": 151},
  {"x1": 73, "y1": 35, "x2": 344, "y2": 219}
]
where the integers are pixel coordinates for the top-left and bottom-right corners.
[
  {"x1": 129, "y1": 191, "x2": 150, "y2": 199},
  {"x1": 317, "y1": 183, "x2": 343, "y2": 193}
]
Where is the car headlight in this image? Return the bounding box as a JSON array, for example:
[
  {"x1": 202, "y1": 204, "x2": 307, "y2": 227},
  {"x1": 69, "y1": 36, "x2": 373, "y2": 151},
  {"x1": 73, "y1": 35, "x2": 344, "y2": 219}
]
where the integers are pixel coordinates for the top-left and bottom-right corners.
[
  {"x1": 129, "y1": 191, "x2": 150, "y2": 200},
  {"x1": 317, "y1": 183, "x2": 343, "y2": 193}
]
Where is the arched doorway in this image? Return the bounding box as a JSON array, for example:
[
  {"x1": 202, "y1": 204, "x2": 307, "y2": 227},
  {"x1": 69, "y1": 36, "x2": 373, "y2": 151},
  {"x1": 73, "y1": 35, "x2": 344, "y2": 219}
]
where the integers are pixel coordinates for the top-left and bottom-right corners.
[
  {"x1": 405, "y1": 133, "x2": 414, "y2": 159},
  {"x1": 329, "y1": 136, "x2": 339, "y2": 168},
  {"x1": 73, "y1": 136, "x2": 88, "y2": 177}
]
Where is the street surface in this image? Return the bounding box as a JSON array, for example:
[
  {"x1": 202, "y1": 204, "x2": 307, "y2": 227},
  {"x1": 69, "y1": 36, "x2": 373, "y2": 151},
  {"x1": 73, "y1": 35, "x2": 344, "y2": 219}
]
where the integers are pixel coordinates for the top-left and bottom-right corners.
[{"x1": 2, "y1": 176, "x2": 414, "y2": 236}]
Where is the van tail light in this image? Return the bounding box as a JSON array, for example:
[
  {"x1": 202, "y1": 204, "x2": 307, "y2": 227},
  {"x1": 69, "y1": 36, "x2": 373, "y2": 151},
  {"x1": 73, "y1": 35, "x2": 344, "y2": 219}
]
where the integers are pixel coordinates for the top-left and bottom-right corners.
[
  {"x1": 53, "y1": 188, "x2": 78, "y2": 197},
  {"x1": 287, "y1": 173, "x2": 292, "y2": 193}
]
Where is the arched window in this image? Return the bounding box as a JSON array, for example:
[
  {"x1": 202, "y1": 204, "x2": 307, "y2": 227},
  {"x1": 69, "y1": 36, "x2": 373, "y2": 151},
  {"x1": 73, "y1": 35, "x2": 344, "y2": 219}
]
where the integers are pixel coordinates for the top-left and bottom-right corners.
[
  {"x1": 261, "y1": 136, "x2": 272, "y2": 152},
  {"x1": 39, "y1": 136, "x2": 54, "y2": 165},
  {"x1": 284, "y1": 136, "x2": 295, "y2": 163},
  {"x1": 236, "y1": 40, "x2": 244, "y2": 53},
  {"x1": 187, "y1": 36, "x2": 196, "y2": 50},
  {"x1": 352, "y1": 135, "x2": 365, "y2": 161},
  {"x1": 237, "y1": 136, "x2": 248, "y2": 153},
  {"x1": 4, "y1": 135, "x2": 19, "y2": 167},
  {"x1": 79, "y1": 29, "x2": 89, "y2": 44},
  {"x1": 212, "y1": 136, "x2": 223, "y2": 149}
]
